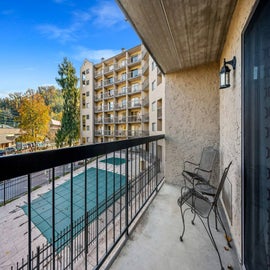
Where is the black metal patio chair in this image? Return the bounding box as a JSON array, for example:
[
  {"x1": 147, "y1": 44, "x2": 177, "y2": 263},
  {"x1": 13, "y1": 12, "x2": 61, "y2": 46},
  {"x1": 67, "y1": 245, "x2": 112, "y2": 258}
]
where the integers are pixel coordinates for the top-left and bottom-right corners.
[
  {"x1": 182, "y1": 146, "x2": 218, "y2": 191},
  {"x1": 177, "y1": 161, "x2": 232, "y2": 270}
]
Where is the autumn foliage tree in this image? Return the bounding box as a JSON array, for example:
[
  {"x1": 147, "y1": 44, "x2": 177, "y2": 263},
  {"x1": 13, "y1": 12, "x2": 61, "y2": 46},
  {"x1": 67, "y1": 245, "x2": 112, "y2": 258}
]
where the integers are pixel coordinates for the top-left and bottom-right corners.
[
  {"x1": 17, "y1": 94, "x2": 50, "y2": 143},
  {"x1": 55, "y1": 57, "x2": 79, "y2": 147}
]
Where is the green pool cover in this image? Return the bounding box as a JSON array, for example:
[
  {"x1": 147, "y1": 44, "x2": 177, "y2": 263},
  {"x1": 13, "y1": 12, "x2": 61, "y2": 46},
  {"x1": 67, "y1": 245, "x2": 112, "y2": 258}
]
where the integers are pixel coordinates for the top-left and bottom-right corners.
[
  {"x1": 22, "y1": 168, "x2": 125, "y2": 250},
  {"x1": 100, "y1": 157, "x2": 126, "y2": 165}
]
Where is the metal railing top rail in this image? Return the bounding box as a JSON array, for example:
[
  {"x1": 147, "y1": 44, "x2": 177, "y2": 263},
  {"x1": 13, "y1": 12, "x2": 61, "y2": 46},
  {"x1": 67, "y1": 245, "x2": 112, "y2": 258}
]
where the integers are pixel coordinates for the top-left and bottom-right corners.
[{"x1": 0, "y1": 135, "x2": 165, "y2": 181}]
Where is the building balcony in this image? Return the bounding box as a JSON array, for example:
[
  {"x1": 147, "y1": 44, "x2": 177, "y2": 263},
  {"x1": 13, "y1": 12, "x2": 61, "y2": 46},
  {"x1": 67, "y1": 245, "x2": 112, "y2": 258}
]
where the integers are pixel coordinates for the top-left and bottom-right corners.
[
  {"x1": 114, "y1": 62, "x2": 126, "y2": 71},
  {"x1": 127, "y1": 55, "x2": 141, "y2": 66},
  {"x1": 127, "y1": 71, "x2": 142, "y2": 81},
  {"x1": 103, "y1": 104, "x2": 114, "y2": 112},
  {"x1": 94, "y1": 118, "x2": 103, "y2": 124},
  {"x1": 128, "y1": 100, "x2": 141, "y2": 109},
  {"x1": 0, "y1": 135, "x2": 239, "y2": 270},
  {"x1": 127, "y1": 86, "x2": 142, "y2": 95},
  {"x1": 115, "y1": 89, "x2": 127, "y2": 97},
  {"x1": 104, "y1": 129, "x2": 114, "y2": 136},
  {"x1": 103, "y1": 78, "x2": 114, "y2": 87},
  {"x1": 142, "y1": 114, "x2": 149, "y2": 122},
  {"x1": 142, "y1": 79, "x2": 149, "y2": 91},
  {"x1": 94, "y1": 94, "x2": 103, "y2": 101},
  {"x1": 94, "y1": 70, "x2": 103, "y2": 78},
  {"x1": 114, "y1": 130, "x2": 127, "y2": 137},
  {"x1": 142, "y1": 97, "x2": 149, "y2": 107},
  {"x1": 103, "y1": 66, "x2": 114, "y2": 75},
  {"x1": 142, "y1": 62, "x2": 149, "y2": 75},
  {"x1": 104, "y1": 117, "x2": 114, "y2": 124},
  {"x1": 128, "y1": 115, "x2": 142, "y2": 123},
  {"x1": 94, "y1": 130, "x2": 103, "y2": 136},
  {"x1": 115, "y1": 116, "x2": 126, "y2": 123},
  {"x1": 115, "y1": 77, "x2": 127, "y2": 85},
  {"x1": 104, "y1": 90, "x2": 115, "y2": 99},
  {"x1": 115, "y1": 103, "x2": 127, "y2": 111},
  {"x1": 94, "y1": 82, "x2": 103, "y2": 89},
  {"x1": 94, "y1": 105, "x2": 103, "y2": 112}
]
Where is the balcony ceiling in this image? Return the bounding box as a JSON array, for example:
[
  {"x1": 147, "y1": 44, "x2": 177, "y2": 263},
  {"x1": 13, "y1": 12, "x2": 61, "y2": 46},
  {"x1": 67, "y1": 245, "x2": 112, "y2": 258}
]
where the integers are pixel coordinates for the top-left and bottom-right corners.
[{"x1": 116, "y1": 0, "x2": 237, "y2": 74}]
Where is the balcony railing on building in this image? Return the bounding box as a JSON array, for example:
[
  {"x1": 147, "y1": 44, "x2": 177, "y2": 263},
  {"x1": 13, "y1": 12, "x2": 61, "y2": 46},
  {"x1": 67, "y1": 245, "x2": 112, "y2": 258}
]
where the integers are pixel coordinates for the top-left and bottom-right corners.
[
  {"x1": 94, "y1": 82, "x2": 103, "y2": 89},
  {"x1": 104, "y1": 129, "x2": 114, "y2": 136},
  {"x1": 142, "y1": 62, "x2": 149, "y2": 75},
  {"x1": 114, "y1": 62, "x2": 126, "y2": 71},
  {"x1": 94, "y1": 130, "x2": 103, "y2": 136},
  {"x1": 128, "y1": 100, "x2": 141, "y2": 109},
  {"x1": 115, "y1": 88, "x2": 127, "y2": 97},
  {"x1": 127, "y1": 130, "x2": 149, "y2": 137},
  {"x1": 103, "y1": 104, "x2": 114, "y2": 112},
  {"x1": 115, "y1": 116, "x2": 126, "y2": 123},
  {"x1": 114, "y1": 130, "x2": 127, "y2": 137},
  {"x1": 94, "y1": 70, "x2": 103, "y2": 78},
  {"x1": 142, "y1": 79, "x2": 149, "y2": 91},
  {"x1": 115, "y1": 76, "x2": 126, "y2": 85},
  {"x1": 94, "y1": 105, "x2": 103, "y2": 112},
  {"x1": 128, "y1": 115, "x2": 142, "y2": 123},
  {"x1": 127, "y1": 71, "x2": 142, "y2": 81},
  {"x1": 142, "y1": 97, "x2": 149, "y2": 107},
  {"x1": 0, "y1": 134, "x2": 164, "y2": 270},
  {"x1": 141, "y1": 47, "x2": 147, "y2": 59},
  {"x1": 94, "y1": 118, "x2": 103, "y2": 124},
  {"x1": 103, "y1": 66, "x2": 114, "y2": 75},
  {"x1": 104, "y1": 90, "x2": 115, "y2": 99},
  {"x1": 104, "y1": 117, "x2": 114, "y2": 124},
  {"x1": 103, "y1": 78, "x2": 114, "y2": 87},
  {"x1": 127, "y1": 55, "x2": 141, "y2": 66},
  {"x1": 127, "y1": 85, "x2": 142, "y2": 95},
  {"x1": 115, "y1": 103, "x2": 127, "y2": 111},
  {"x1": 94, "y1": 94, "x2": 103, "y2": 101}
]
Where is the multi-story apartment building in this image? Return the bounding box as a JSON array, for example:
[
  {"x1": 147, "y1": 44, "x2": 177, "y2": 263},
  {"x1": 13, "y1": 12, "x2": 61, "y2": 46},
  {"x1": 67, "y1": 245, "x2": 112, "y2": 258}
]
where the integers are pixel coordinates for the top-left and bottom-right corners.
[{"x1": 80, "y1": 44, "x2": 165, "y2": 148}]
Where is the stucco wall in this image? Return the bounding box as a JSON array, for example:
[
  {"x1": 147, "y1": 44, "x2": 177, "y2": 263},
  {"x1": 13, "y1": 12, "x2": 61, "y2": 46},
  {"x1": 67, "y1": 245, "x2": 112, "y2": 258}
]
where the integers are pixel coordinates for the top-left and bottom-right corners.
[
  {"x1": 219, "y1": 0, "x2": 257, "y2": 260},
  {"x1": 165, "y1": 62, "x2": 220, "y2": 186}
]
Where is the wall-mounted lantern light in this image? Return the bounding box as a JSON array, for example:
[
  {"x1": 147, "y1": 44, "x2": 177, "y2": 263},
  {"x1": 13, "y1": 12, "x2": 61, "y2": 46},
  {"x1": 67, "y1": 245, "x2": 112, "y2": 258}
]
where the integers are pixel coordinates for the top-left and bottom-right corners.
[{"x1": 220, "y1": 56, "x2": 236, "y2": 89}]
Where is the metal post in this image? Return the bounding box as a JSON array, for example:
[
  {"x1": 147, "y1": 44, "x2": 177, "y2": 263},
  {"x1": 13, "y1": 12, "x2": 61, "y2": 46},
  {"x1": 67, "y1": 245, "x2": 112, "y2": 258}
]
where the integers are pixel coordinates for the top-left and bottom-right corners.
[
  {"x1": 155, "y1": 140, "x2": 158, "y2": 191},
  {"x1": 27, "y1": 174, "x2": 32, "y2": 270},
  {"x1": 84, "y1": 159, "x2": 88, "y2": 270},
  {"x1": 36, "y1": 246, "x2": 40, "y2": 270},
  {"x1": 3, "y1": 180, "x2": 6, "y2": 205},
  {"x1": 96, "y1": 158, "x2": 99, "y2": 265},
  {"x1": 70, "y1": 163, "x2": 74, "y2": 270},
  {"x1": 125, "y1": 148, "x2": 129, "y2": 236},
  {"x1": 52, "y1": 168, "x2": 56, "y2": 270}
]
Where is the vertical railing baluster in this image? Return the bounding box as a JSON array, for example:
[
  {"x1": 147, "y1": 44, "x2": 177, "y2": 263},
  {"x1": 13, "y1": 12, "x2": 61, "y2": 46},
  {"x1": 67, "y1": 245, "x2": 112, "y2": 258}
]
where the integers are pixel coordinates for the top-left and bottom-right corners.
[
  {"x1": 130, "y1": 147, "x2": 133, "y2": 219},
  {"x1": 105, "y1": 153, "x2": 108, "y2": 253},
  {"x1": 135, "y1": 146, "x2": 137, "y2": 214},
  {"x1": 36, "y1": 246, "x2": 40, "y2": 270},
  {"x1": 27, "y1": 174, "x2": 32, "y2": 270},
  {"x1": 96, "y1": 157, "x2": 99, "y2": 266},
  {"x1": 155, "y1": 140, "x2": 158, "y2": 190},
  {"x1": 125, "y1": 148, "x2": 129, "y2": 235},
  {"x1": 52, "y1": 168, "x2": 56, "y2": 270},
  {"x1": 3, "y1": 180, "x2": 6, "y2": 205},
  {"x1": 113, "y1": 151, "x2": 116, "y2": 243},
  {"x1": 119, "y1": 151, "x2": 122, "y2": 234},
  {"x1": 84, "y1": 159, "x2": 88, "y2": 270},
  {"x1": 70, "y1": 163, "x2": 74, "y2": 270}
]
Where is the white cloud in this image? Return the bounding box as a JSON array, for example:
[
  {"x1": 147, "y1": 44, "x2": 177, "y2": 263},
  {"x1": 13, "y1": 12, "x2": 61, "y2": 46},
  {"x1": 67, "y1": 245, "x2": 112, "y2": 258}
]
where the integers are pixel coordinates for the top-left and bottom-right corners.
[
  {"x1": 73, "y1": 46, "x2": 120, "y2": 63},
  {"x1": 91, "y1": 1, "x2": 126, "y2": 28}
]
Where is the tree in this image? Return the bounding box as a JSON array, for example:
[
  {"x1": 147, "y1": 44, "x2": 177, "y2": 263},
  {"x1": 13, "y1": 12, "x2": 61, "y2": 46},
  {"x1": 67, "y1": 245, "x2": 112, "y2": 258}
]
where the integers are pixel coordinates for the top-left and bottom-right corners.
[
  {"x1": 17, "y1": 94, "x2": 50, "y2": 144},
  {"x1": 55, "y1": 57, "x2": 79, "y2": 147}
]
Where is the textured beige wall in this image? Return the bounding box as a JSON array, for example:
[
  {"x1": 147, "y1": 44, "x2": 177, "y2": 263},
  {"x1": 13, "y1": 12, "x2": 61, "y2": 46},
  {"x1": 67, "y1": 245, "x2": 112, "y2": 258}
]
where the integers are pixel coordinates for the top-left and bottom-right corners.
[
  {"x1": 165, "y1": 62, "x2": 220, "y2": 186},
  {"x1": 219, "y1": 0, "x2": 257, "y2": 260}
]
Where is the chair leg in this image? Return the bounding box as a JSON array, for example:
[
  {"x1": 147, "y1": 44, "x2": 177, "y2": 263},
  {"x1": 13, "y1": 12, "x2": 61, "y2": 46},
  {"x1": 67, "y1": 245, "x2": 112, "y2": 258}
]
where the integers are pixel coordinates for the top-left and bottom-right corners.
[
  {"x1": 179, "y1": 203, "x2": 186, "y2": 242},
  {"x1": 206, "y1": 218, "x2": 224, "y2": 270},
  {"x1": 215, "y1": 207, "x2": 232, "y2": 248}
]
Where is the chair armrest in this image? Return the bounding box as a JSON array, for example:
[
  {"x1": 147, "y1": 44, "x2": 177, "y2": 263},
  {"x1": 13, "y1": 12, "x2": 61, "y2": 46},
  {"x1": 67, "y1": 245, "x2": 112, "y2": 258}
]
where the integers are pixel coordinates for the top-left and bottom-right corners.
[{"x1": 184, "y1": 160, "x2": 199, "y2": 171}]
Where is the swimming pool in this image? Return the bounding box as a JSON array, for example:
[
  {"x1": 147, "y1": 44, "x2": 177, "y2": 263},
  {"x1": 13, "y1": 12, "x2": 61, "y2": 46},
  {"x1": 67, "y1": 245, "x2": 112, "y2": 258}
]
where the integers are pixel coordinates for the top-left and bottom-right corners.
[
  {"x1": 22, "y1": 167, "x2": 126, "y2": 250},
  {"x1": 100, "y1": 157, "x2": 126, "y2": 165}
]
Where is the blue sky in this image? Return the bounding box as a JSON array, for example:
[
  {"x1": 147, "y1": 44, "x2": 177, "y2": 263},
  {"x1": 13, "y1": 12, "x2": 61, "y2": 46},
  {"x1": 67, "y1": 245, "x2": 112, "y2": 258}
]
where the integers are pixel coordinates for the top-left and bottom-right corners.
[{"x1": 0, "y1": 0, "x2": 140, "y2": 98}]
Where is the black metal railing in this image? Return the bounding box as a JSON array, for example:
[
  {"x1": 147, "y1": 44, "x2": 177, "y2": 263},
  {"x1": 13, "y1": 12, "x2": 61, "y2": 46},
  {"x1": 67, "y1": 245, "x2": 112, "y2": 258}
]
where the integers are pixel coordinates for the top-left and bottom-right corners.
[{"x1": 0, "y1": 135, "x2": 165, "y2": 270}]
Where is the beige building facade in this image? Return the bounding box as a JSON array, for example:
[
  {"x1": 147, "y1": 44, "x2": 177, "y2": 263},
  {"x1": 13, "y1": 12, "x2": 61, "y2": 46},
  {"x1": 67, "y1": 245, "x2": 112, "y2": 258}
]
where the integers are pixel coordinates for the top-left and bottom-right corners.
[
  {"x1": 80, "y1": 45, "x2": 165, "y2": 145},
  {"x1": 117, "y1": 0, "x2": 269, "y2": 269}
]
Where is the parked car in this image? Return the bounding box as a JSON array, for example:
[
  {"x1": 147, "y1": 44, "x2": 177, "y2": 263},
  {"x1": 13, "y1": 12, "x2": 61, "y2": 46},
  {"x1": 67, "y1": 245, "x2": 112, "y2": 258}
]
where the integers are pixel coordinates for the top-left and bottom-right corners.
[{"x1": 5, "y1": 147, "x2": 17, "y2": 155}]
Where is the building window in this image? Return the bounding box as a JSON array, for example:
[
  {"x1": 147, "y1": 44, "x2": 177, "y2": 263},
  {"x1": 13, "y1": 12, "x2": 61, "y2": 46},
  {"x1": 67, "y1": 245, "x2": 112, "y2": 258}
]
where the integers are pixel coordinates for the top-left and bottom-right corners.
[
  {"x1": 131, "y1": 83, "x2": 139, "y2": 92},
  {"x1": 152, "y1": 61, "x2": 156, "y2": 70},
  {"x1": 86, "y1": 80, "x2": 89, "y2": 85},
  {"x1": 121, "y1": 59, "x2": 126, "y2": 67},
  {"x1": 152, "y1": 122, "x2": 156, "y2": 131},
  {"x1": 86, "y1": 114, "x2": 89, "y2": 120},
  {"x1": 86, "y1": 69, "x2": 89, "y2": 74},
  {"x1": 121, "y1": 86, "x2": 126, "y2": 94},
  {"x1": 121, "y1": 73, "x2": 126, "y2": 80},
  {"x1": 152, "y1": 101, "x2": 156, "y2": 111},
  {"x1": 152, "y1": 80, "x2": 156, "y2": 91},
  {"x1": 87, "y1": 125, "x2": 90, "y2": 131},
  {"x1": 131, "y1": 69, "x2": 139, "y2": 78},
  {"x1": 131, "y1": 54, "x2": 139, "y2": 63},
  {"x1": 87, "y1": 137, "x2": 90, "y2": 143},
  {"x1": 109, "y1": 64, "x2": 114, "y2": 71},
  {"x1": 86, "y1": 91, "x2": 89, "y2": 96}
]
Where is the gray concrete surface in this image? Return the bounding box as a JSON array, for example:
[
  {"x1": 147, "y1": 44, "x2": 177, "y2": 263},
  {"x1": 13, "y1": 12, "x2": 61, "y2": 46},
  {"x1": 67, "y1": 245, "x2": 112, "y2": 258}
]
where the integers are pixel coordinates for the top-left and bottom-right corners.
[{"x1": 110, "y1": 183, "x2": 241, "y2": 270}]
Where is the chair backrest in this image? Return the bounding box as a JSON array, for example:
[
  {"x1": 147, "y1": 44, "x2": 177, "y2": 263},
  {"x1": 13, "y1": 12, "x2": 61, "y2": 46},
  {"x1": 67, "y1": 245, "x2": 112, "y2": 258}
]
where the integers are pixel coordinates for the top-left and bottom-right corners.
[
  {"x1": 211, "y1": 161, "x2": 232, "y2": 208},
  {"x1": 199, "y1": 146, "x2": 218, "y2": 171}
]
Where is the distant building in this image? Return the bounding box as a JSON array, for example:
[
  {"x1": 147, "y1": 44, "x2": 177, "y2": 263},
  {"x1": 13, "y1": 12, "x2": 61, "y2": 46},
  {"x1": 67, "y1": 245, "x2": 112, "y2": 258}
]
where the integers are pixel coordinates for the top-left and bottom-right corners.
[{"x1": 0, "y1": 125, "x2": 21, "y2": 149}]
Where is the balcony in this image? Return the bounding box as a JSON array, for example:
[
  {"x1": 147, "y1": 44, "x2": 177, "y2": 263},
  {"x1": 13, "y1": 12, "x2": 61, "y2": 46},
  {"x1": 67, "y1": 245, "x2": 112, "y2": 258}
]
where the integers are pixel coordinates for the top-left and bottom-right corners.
[
  {"x1": 104, "y1": 78, "x2": 114, "y2": 87},
  {"x1": 142, "y1": 79, "x2": 149, "y2": 91},
  {"x1": 94, "y1": 118, "x2": 103, "y2": 124},
  {"x1": 104, "y1": 90, "x2": 115, "y2": 99},
  {"x1": 127, "y1": 85, "x2": 142, "y2": 95},
  {"x1": 115, "y1": 103, "x2": 127, "y2": 111},
  {"x1": 142, "y1": 114, "x2": 149, "y2": 122},
  {"x1": 127, "y1": 55, "x2": 141, "y2": 66},
  {"x1": 103, "y1": 104, "x2": 114, "y2": 112},
  {"x1": 104, "y1": 129, "x2": 114, "y2": 136},
  {"x1": 94, "y1": 130, "x2": 103, "y2": 136},
  {"x1": 0, "y1": 135, "x2": 239, "y2": 270},
  {"x1": 104, "y1": 117, "x2": 114, "y2": 124},
  {"x1": 94, "y1": 82, "x2": 103, "y2": 90},
  {"x1": 142, "y1": 62, "x2": 149, "y2": 75},
  {"x1": 128, "y1": 115, "x2": 142, "y2": 123},
  {"x1": 94, "y1": 94, "x2": 103, "y2": 101},
  {"x1": 128, "y1": 100, "x2": 141, "y2": 109},
  {"x1": 94, "y1": 105, "x2": 103, "y2": 112},
  {"x1": 115, "y1": 116, "x2": 126, "y2": 123},
  {"x1": 115, "y1": 89, "x2": 127, "y2": 97},
  {"x1": 142, "y1": 97, "x2": 149, "y2": 107},
  {"x1": 127, "y1": 70, "x2": 141, "y2": 81},
  {"x1": 94, "y1": 70, "x2": 103, "y2": 78},
  {"x1": 114, "y1": 130, "x2": 127, "y2": 137}
]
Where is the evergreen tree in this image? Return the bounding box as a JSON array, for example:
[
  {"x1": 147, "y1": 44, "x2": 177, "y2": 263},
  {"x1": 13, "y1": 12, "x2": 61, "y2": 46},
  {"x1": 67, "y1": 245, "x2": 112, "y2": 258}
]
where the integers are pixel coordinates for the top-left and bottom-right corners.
[{"x1": 55, "y1": 57, "x2": 79, "y2": 147}]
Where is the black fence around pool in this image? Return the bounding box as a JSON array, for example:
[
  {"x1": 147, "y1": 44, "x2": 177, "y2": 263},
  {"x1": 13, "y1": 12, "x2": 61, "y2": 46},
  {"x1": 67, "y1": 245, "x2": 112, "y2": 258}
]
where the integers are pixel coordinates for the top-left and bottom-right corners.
[{"x1": 0, "y1": 135, "x2": 165, "y2": 270}]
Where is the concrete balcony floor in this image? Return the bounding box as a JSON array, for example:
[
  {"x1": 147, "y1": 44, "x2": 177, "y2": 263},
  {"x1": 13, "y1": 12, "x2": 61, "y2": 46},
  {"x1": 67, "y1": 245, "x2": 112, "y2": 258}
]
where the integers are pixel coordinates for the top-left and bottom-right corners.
[{"x1": 110, "y1": 183, "x2": 241, "y2": 270}]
